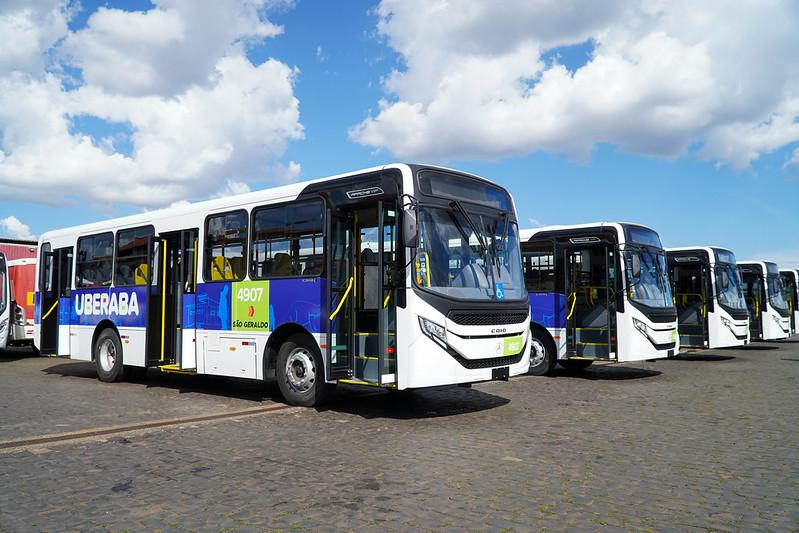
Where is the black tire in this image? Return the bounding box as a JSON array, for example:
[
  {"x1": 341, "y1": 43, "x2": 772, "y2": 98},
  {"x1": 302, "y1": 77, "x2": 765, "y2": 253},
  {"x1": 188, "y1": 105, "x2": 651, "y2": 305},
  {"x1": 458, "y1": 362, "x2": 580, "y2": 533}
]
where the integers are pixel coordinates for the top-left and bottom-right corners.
[
  {"x1": 559, "y1": 359, "x2": 593, "y2": 371},
  {"x1": 276, "y1": 334, "x2": 329, "y2": 407},
  {"x1": 528, "y1": 328, "x2": 556, "y2": 376},
  {"x1": 94, "y1": 328, "x2": 125, "y2": 382}
]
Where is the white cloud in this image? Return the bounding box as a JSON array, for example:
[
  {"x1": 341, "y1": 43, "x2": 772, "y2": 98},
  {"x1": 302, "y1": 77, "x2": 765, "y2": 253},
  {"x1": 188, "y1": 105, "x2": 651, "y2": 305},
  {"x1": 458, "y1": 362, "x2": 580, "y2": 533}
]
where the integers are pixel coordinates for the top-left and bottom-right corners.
[
  {"x1": 785, "y1": 146, "x2": 799, "y2": 169},
  {"x1": 747, "y1": 250, "x2": 799, "y2": 270},
  {"x1": 527, "y1": 218, "x2": 543, "y2": 228},
  {"x1": 0, "y1": 215, "x2": 36, "y2": 240},
  {"x1": 0, "y1": 1, "x2": 303, "y2": 210},
  {"x1": 0, "y1": 1, "x2": 70, "y2": 74},
  {"x1": 352, "y1": 0, "x2": 799, "y2": 168}
]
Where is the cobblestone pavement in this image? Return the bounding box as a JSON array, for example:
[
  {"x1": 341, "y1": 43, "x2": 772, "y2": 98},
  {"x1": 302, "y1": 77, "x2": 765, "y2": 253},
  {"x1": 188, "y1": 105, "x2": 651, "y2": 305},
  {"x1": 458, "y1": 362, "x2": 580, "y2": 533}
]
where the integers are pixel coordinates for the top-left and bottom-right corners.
[{"x1": 1, "y1": 342, "x2": 798, "y2": 531}]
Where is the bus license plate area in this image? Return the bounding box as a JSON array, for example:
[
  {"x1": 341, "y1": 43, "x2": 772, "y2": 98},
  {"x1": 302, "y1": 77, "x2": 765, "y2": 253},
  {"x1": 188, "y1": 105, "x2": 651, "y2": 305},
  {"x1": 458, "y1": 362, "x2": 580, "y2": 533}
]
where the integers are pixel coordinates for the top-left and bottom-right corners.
[{"x1": 492, "y1": 366, "x2": 509, "y2": 381}]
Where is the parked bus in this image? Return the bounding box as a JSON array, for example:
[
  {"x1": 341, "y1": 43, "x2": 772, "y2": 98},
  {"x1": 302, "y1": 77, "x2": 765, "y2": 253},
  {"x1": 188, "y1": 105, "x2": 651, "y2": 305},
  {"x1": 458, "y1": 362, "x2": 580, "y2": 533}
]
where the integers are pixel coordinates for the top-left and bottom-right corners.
[
  {"x1": 738, "y1": 261, "x2": 791, "y2": 340},
  {"x1": 34, "y1": 164, "x2": 530, "y2": 405},
  {"x1": 0, "y1": 252, "x2": 7, "y2": 350},
  {"x1": 521, "y1": 222, "x2": 678, "y2": 375},
  {"x1": 666, "y1": 247, "x2": 749, "y2": 349},
  {"x1": 779, "y1": 269, "x2": 798, "y2": 335},
  {"x1": 0, "y1": 238, "x2": 37, "y2": 345}
]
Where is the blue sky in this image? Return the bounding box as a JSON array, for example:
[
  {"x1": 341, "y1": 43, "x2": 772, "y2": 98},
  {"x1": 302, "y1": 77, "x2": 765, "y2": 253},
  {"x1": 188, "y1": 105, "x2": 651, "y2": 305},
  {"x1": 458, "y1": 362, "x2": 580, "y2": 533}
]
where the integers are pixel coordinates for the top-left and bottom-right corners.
[{"x1": 1, "y1": 0, "x2": 798, "y2": 265}]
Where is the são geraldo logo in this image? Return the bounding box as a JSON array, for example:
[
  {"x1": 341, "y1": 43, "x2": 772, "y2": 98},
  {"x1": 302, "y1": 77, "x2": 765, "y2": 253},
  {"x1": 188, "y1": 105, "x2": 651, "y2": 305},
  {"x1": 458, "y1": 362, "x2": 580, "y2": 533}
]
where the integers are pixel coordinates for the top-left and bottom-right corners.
[{"x1": 75, "y1": 291, "x2": 140, "y2": 316}]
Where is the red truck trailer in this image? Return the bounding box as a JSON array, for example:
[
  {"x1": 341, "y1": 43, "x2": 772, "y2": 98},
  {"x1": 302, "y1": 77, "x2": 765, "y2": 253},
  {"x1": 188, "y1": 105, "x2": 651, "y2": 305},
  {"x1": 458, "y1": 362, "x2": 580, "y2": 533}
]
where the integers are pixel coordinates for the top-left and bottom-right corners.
[{"x1": 0, "y1": 238, "x2": 37, "y2": 348}]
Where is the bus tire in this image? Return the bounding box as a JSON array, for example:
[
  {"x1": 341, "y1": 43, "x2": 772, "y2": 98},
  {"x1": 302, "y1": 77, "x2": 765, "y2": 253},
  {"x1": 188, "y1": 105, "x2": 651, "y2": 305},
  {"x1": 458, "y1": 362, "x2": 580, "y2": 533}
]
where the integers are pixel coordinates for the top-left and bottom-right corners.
[
  {"x1": 94, "y1": 328, "x2": 125, "y2": 383},
  {"x1": 559, "y1": 359, "x2": 593, "y2": 371},
  {"x1": 276, "y1": 334, "x2": 329, "y2": 407},
  {"x1": 528, "y1": 329, "x2": 556, "y2": 376}
]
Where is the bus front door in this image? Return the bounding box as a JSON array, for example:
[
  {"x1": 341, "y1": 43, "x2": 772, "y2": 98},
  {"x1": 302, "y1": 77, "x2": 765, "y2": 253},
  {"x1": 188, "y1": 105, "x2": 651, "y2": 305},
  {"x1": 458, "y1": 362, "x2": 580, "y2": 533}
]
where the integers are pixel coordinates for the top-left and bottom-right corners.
[
  {"x1": 564, "y1": 244, "x2": 616, "y2": 359},
  {"x1": 146, "y1": 230, "x2": 198, "y2": 369},
  {"x1": 327, "y1": 202, "x2": 397, "y2": 385},
  {"x1": 39, "y1": 247, "x2": 73, "y2": 356},
  {"x1": 672, "y1": 263, "x2": 709, "y2": 348}
]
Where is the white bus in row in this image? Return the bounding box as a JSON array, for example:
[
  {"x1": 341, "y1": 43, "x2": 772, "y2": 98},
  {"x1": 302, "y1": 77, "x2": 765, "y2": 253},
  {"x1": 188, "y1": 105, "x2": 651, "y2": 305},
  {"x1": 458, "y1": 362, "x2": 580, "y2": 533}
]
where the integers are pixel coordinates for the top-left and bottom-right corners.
[
  {"x1": 666, "y1": 247, "x2": 749, "y2": 349},
  {"x1": 779, "y1": 269, "x2": 798, "y2": 335},
  {"x1": 34, "y1": 164, "x2": 530, "y2": 405},
  {"x1": 738, "y1": 261, "x2": 791, "y2": 341},
  {"x1": 521, "y1": 222, "x2": 678, "y2": 375}
]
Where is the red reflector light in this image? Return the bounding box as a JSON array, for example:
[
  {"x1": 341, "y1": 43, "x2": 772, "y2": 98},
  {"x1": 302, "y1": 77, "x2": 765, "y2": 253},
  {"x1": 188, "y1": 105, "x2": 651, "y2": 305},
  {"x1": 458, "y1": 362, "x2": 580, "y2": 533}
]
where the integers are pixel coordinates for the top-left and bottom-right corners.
[{"x1": 386, "y1": 347, "x2": 396, "y2": 355}]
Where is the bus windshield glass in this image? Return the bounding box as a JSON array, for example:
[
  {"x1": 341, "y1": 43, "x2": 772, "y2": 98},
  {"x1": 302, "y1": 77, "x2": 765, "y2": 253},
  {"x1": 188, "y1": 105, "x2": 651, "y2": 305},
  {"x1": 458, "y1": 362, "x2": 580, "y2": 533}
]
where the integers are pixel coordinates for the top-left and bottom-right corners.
[
  {"x1": 418, "y1": 171, "x2": 513, "y2": 211},
  {"x1": 767, "y1": 274, "x2": 789, "y2": 311},
  {"x1": 416, "y1": 207, "x2": 525, "y2": 301},
  {"x1": 715, "y1": 264, "x2": 747, "y2": 310},
  {"x1": 625, "y1": 247, "x2": 673, "y2": 308}
]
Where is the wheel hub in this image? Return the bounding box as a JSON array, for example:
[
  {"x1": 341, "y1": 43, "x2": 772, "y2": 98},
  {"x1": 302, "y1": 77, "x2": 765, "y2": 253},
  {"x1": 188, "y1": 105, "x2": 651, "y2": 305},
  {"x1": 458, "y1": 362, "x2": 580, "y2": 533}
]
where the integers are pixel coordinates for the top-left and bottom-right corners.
[
  {"x1": 98, "y1": 338, "x2": 116, "y2": 372},
  {"x1": 530, "y1": 338, "x2": 546, "y2": 367},
  {"x1": 285, "y1": 348, "x2": 315, "y2": 392}
]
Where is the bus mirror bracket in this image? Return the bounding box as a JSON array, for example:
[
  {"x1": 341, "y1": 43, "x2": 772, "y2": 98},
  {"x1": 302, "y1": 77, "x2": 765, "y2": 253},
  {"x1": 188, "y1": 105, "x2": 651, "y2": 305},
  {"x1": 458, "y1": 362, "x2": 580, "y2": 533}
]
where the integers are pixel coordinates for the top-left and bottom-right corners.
[{"x1": 401, "y1": 195, "x2": 419, "y2": 248}]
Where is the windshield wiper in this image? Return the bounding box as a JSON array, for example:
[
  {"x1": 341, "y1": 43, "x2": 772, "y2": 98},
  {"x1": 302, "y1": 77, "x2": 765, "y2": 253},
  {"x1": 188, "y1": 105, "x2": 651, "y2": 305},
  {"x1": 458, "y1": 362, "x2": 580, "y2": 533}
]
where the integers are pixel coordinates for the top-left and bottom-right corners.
[{"x1": 450, "y1": 200, "x2": 488, "y2": 255}]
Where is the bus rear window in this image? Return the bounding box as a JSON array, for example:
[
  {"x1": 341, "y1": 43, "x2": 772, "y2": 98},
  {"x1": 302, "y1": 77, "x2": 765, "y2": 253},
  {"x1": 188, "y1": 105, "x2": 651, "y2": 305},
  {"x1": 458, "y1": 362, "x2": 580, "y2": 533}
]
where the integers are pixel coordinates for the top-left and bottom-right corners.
[{"x1": 418, "y1": 170, "x2": 512, "y2": 211}]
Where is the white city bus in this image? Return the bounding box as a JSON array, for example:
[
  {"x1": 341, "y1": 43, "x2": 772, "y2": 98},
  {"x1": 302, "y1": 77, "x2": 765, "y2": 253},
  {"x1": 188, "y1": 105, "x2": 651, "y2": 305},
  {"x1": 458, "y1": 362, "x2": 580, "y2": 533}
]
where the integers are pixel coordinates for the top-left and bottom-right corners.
[
  {"x1": 521, "y1": 222, "x2": 678, "y2": 375},
  {"x1": 666, "y1": 247, "x2": 749, "y2": 349},
  {"x1": 779, "y1": 269, "x2": 798, "y2": 335},
  {"x1": 34, "y1": 164, "x2": 530, "y2": 406},
  {"x1": 738, "y1": 261, "x2": 791, "y2": 341}
]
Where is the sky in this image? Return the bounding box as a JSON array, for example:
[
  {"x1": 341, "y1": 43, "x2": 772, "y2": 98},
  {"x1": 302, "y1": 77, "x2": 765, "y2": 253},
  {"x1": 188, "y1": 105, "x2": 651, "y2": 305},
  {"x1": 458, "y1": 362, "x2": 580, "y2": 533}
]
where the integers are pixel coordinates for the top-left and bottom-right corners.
[{"x1": 1, "y1": 0, "x2": 798, "y2": 266}]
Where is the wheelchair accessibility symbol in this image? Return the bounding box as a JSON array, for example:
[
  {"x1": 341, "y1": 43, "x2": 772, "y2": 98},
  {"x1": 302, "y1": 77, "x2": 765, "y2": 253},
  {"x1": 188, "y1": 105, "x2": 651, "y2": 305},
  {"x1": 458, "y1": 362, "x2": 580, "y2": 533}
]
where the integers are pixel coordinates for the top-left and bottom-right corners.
[{"x1": 495, "y1": 282, "x2": 505, "y2": 300}]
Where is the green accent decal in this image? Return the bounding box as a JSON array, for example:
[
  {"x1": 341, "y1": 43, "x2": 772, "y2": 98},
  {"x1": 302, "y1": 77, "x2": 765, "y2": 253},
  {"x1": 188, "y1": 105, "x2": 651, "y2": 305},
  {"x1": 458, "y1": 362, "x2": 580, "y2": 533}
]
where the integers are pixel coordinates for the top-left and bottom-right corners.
[
  {"x1": 503, "y1": 335, "x2": 524, "y2": 356},
  {"x1": 232, "y1": 280, "x2": 270, "y2": 331}
]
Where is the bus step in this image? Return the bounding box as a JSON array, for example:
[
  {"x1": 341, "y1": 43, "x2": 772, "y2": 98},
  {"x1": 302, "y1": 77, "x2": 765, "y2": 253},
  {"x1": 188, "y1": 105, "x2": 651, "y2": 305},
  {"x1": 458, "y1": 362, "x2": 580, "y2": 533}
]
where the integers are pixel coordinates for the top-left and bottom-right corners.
[{"x1": 159, "y1": 364, "x2": 197, "y2": 375}]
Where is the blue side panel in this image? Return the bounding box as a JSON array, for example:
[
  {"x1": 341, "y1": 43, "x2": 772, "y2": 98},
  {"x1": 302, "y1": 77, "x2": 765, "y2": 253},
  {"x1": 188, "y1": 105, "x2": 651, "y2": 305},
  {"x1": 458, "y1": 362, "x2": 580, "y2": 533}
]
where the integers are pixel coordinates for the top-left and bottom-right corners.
[
  {"x1": 195, "y1": 283, "x2": 231, "y2": 331},
  {"x1": 58, "y1": 297, "x2": 70, "y2": 324},
  {"x1": 270, "y1": 278, "x2": 325, "y2": 334},
  {"x1": 34, "y1": 292, "x2": 41, "y2": 324},
  {"x1": 70, "y1": 287, "x2": 148, "y2": 327},
  {"x1": 529, "y1": 291, "x2": 567, "y2": 329},
  {"x1": 183, "y1": 293, "x2": 196, "y2": 329}
]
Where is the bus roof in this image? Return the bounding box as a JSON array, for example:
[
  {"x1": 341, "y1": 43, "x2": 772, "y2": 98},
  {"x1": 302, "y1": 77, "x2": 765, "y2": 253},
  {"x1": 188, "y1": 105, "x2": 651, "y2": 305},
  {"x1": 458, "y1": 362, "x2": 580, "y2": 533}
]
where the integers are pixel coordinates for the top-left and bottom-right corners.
[{"x1": 520, "y1": 221, "x2": 657, "y2": 242}]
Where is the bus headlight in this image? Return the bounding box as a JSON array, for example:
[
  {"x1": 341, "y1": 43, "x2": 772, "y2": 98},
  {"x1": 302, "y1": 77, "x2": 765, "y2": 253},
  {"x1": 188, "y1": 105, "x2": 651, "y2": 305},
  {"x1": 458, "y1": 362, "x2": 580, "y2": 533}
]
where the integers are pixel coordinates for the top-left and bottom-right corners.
[
  {"x1": 632, "y1": 317, "x2": 648, "y2": 336},
  {"x1": 419, "y1": 317, "x2": 447, "y2": 344},
  {"x1": 720, "y1": 316, "x2": 731, "y2": 328}
]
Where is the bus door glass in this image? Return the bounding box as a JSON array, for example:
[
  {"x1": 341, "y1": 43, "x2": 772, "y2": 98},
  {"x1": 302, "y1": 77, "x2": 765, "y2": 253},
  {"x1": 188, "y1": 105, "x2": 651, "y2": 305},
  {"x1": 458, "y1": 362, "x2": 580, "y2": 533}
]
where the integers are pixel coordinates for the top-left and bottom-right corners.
[
  {"x1": 672, "y1": 260, "x2": 708, "y2": 348},
  {"x1": 741, "y1": 270, "x2": 763, "y2": 339},
  {"x1": 327, "y1": 201, "x2": 397, "y2": 384},
  {"x1": 39, "y1": 245, "x2": 72, "y2": 355},
  {"x1": 563, "y1": 241, "x2": 616, "y2": 359},
  {"x1": 147, "y1": 230, "x2": 198, "y2": 368}
]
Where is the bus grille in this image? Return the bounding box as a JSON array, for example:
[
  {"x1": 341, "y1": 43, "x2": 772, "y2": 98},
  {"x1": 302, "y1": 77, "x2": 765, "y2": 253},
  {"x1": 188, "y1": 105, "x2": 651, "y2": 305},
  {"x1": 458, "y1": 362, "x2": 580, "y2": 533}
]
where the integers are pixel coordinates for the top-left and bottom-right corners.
[
  {"x1": 448, "y1": 310, "x2": 528, "y2": 326},
  {"x1": 448, "y1": 350, "x2": 525, "y2": 370}
]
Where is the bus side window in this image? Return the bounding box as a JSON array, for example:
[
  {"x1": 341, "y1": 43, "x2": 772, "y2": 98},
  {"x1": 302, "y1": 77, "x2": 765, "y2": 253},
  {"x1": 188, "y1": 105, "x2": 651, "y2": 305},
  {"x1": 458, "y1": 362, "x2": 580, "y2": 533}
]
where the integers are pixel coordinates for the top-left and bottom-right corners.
[
  {"x1": 39, "y1": 242, "x2": 53, "y2": 293},
  {"x1": 250, "y1": 200, "x2": 324, "y2": 279},
  {"x1": 523, "y1": 242, "x2": 555, "y2": 293},
  {"x1": 76, "y1": 232, "x2": 114, "y2": 288},
  {"x1": 115, "y1": 226, "x2": 154, "y2": 286},
  {"x1": 204, "y1": 211, "x2": 248, "y2": 282}
]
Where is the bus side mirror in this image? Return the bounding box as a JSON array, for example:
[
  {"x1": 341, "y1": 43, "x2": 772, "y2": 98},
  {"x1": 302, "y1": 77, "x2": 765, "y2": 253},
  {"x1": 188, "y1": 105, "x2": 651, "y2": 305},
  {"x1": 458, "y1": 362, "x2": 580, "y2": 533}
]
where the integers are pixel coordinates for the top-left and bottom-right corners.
[
  {"x1": 631, "y1": 254, "x2": 641, "y2": 278},
  {"x1": 721, "y1": 270, "x2": 730, "y2": 289},
  {"x1": 402, "y1": 208, "x2": 419, "y2": 248}
]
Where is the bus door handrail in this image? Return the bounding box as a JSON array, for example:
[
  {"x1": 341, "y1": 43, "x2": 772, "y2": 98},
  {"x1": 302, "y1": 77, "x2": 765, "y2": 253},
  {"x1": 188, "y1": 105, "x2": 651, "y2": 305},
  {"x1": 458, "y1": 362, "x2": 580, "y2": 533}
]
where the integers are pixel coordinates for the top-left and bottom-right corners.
[
  {"x1": 566, "y1": 292, "x2": 577, "y2": 320},
  {"x1": 329, "y1": 276, "x2": 354, "y2": 321}
]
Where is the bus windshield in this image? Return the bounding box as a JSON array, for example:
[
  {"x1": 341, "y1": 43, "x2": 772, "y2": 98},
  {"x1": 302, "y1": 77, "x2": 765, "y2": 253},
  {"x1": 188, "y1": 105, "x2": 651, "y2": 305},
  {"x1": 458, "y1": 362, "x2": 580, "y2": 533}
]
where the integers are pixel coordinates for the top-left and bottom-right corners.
[
  {"x1": 715, "y1": 264, "x2": 747, "y2": 310},
  {"x1": 416, "y1": 206, "x2": 525, "y2": 301},
  {"x1": 767, "y1": 274, "x2": 789, "y2": 311},
  {"x1": 625, "y1": 247, "x2": 673, "y2": 308}
]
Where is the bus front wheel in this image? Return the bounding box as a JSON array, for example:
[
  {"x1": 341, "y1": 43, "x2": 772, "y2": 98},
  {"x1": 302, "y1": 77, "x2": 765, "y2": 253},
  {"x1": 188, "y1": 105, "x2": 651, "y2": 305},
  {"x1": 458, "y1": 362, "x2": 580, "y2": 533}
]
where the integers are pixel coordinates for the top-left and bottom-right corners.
[
  {"x1": 94, "y1": 329, "x2": 125, "y2": 383},
  {"x1": 528, "y1": 329, "x2": 556, "y2": 376},
  {"x1": 276, "y1": 334, "x2": 329, "y2": 407}
]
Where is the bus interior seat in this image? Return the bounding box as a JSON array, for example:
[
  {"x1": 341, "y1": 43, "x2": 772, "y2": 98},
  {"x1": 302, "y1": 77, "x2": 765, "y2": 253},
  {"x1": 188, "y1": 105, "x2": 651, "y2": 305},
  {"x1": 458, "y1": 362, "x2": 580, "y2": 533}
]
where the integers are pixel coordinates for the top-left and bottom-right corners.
[
  {"x1": 211, "y1": 256, "x2": 232, "y2": 280},
  {"x1": 272, "y1": 253, "x2": 293, "y2": 277},
  {"x1": 303, "y1": 255, "x2": 322, "y2": 276},
  {"x1": 134, "y1": 263, "x2": 149, "y2": 285},
  {"x1": 228, "y1": 256, "x2": 246, "y2": 279}
]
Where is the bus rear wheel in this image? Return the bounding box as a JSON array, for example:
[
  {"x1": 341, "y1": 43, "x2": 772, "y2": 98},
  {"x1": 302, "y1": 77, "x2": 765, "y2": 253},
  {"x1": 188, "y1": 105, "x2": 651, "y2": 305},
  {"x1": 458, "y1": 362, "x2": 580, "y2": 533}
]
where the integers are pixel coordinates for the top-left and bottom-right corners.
[
  {"x1": 276, "y1": 334, "x2": 329, "y2": 407},
  {"x1": 559, "y1": 359, "x2": 593, "y2": 371},
  {"x1": 94, "y1": 329, "x2": 125, "y2": 383},
  {"x1": 528, "y1": 329, "x2": 556, "y2": 376}
]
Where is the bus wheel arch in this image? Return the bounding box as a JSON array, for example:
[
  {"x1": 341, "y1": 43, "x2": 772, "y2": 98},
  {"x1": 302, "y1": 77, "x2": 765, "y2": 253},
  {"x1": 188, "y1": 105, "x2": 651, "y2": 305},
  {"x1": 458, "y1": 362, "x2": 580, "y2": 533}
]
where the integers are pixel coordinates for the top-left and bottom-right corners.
[
  {"x1": 264, "y1": 323, "x2": 317, "y2": 380},
  {"x1": 528, "y1": 323, "x2": 557, "y2": 376},
  {"x1": 268, "y1": 325, "x2": 330, "y2": 407}
]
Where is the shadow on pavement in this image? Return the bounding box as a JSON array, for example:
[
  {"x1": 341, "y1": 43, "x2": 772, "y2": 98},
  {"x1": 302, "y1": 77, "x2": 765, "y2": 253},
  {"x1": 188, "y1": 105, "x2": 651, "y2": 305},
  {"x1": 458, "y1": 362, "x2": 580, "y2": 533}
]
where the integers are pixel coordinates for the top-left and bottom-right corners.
[
  {"x1": 41, "y1": 361, "x2": 278, "y2": 403},
  {"x1": 0, "y1": 346, "x2": 39, "y2": 362},
  {"x1": 319, "y1": 385, "x2": 510, "y2": 420},
  {"x1": 547, "y1": 365, "x2": 661, "y2": 381},
  {"x1": 738, "y1": 344, "x2": 779, "y2": 351},
  {"x1": 674, "y1": 354, "x2": 736, "y2": 362}
]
